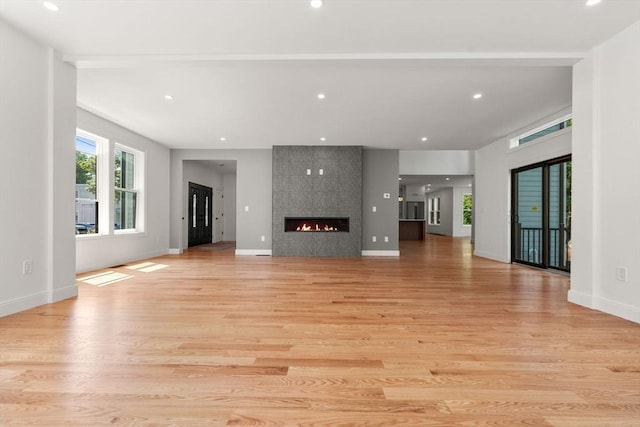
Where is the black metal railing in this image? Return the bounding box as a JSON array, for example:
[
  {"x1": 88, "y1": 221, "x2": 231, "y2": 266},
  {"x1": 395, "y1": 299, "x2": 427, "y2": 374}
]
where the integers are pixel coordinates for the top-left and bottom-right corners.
[{"x1": 514, "y1": 225, "x2": 569, "y2": 269}]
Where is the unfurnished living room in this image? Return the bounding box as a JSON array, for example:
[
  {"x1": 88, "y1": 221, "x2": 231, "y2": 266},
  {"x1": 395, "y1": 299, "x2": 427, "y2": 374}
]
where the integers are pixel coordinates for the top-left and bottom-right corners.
[{"x1": 1, "y1": 1, "x2": 639, "y2": 425}]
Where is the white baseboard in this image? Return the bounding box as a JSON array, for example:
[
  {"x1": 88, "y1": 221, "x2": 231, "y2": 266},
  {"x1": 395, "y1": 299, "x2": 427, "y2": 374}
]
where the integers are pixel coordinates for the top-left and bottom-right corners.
[
  {"x1": 567, "y1": 289, "x2": 594, "y2": 309},
  {"x1": 51, "y1": 284, "x2": 78, "y2": 302},
  {"x1": 1, "y1": 292, "x2": 48, "y2": 317},
  {"x1": 361, "y1": 250, "x2": 400, "y2": 257},
  {"x1": 0, "y1": 284, "x2": 77, "y2": 318},
  {"x1": 568, "y1": 290, "x2": 639, "y2": 323},
  {"x1": 594, "y1": 296, "x2": 640, "y2": 324},
  {"x1": 473, "y1": 249, "x2": 509, "y2": 263},
  {"x1": 235, "y1": 249, "x2": 272, "y2": 256},
  {"x1": 168, "y1": 248, "x2": 183, "y2": 255}
]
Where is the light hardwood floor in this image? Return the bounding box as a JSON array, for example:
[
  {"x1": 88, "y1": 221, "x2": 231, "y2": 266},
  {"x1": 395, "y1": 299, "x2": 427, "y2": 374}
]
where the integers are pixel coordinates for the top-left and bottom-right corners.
[{"x1": 1, "y1": 235, "x2": 639, "y2": 426}]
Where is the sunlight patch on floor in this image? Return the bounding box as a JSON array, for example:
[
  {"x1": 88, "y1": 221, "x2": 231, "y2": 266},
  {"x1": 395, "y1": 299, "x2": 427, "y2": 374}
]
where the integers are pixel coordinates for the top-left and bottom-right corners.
[
  {"x1": 77, "y1": 271, "x2": 133, "y2": 287},
  {"x1": 126, "y1": 262, "x2": 169, "y2": 273}
]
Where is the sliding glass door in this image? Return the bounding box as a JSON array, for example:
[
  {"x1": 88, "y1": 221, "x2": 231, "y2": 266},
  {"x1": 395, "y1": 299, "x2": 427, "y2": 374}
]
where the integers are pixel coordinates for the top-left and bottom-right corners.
[{"x1": 511, "y1": 156, "x2": 571, "y2": 272}]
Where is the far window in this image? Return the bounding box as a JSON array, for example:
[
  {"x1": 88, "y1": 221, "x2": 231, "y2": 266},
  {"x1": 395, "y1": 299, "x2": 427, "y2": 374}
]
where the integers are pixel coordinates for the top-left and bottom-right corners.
[
  {"x1": 462, "y1": 194, "x2": 473, "y2": 226},
  {"x1": 511, "y1": 115, "x2": 572, "y2": 148},
  {"x1": 114, "y1": 146, "x2": 138, "y2": 231},
  {"x1": 428, "y1": 197, "x2": 440, "y2": 225}
]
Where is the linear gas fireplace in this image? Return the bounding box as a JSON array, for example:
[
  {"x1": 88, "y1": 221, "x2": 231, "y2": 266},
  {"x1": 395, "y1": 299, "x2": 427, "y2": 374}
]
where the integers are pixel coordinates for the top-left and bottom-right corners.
[{"x1": 285, "y1": 217, "x2": 349, "y2": 232}]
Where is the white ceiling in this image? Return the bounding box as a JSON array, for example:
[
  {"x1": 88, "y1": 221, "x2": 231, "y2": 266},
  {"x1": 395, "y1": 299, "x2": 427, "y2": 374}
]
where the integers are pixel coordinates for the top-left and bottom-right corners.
[{"x1": 1, "y1": 0, "x2": 639, "y2": 152}]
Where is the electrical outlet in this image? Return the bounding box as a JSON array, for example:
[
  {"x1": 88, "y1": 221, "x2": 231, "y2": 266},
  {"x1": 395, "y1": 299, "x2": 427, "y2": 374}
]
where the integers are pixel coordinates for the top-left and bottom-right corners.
[
  {"x1": 372, "y1": 236, "x2": 377, "y2": 243},
  {"x1": 616, "y1": 267, "x2": 628, "y2": 282},
  {"x1": 22, "y1": 259, "x2": 33, "y2": 275},
  {"x1": 372, "y1": 206, "x2": 376, "y2": 212},
  {"x1": 384, "y1": 236, "x2": 389, "y2": 242},
  {"x1": 261, "y1": 235, "x2": 265, "y2": 242},
  {"x1": 244, "y1": 206, "x2": 249, "y2": 212}
]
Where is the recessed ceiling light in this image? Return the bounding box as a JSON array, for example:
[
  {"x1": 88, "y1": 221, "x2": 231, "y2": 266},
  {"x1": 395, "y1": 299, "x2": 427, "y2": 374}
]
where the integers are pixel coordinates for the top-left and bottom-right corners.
[
  {"x1": 421, "y1": 137, "x2": 428, "y2": 142},
  {"x1": 220, "y1": 137, "x2": 226, "y2": 142},
  {"x1": 164, "y1": 94, "x2": 173, "y2": 101},
  {"x1": 445, "y1": 177, "x2": 450, "y2": 181},
  {"x1": 398, "y1": 177, "x2": 402, "y2": 181},
  {"x1": 43, "y1": 2, "x2": 59, "y2": 11},
  {"x1": 310, "y1": 0, "x2": 323, "y2": 8},
  {"x1": 586, "y1": 0, "x2": 601, "y2": 6},
  {"x1": 473, "y1": 93, "x2": 483, "y2": 100},
  {"x1": 320, "y1": 137, "x2": 326, "y2": 142},
  {"x1": 317, "y1": 93, "x2": 326, "y2": 100}
]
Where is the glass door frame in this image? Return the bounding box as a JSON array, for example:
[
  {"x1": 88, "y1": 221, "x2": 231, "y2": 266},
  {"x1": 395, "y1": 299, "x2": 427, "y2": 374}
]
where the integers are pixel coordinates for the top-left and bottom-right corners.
[{"x1": 511, "y1": 155, "x2": 571, "y2": 272}]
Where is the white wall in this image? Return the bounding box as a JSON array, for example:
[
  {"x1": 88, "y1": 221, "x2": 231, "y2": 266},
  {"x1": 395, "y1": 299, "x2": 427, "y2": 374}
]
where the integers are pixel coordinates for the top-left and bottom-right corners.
[
  {"x1": 474, "y1": 111, "x2": 572, "y2": 262},
  {"x1": 570, "y1": 21, "x2": 640, "y2": 323},
  {"x1": 75, "y1": 108, "x2": 170, "y2": 273},
  {"x1": 223, "y1": 174, "x2": 237, "y2": 241},
  {"x1": 170, "y1": 149, "x2": 272, "y2": 254},
  {"x1": 0, "y1": 21, "x2": 77, "y2": 316},
  {"x1": 362, "y1": 149, "x2": 400, "y2": 254},
  {"x1": 400, "y1": 150, "x2": 475, "y2": 175}
]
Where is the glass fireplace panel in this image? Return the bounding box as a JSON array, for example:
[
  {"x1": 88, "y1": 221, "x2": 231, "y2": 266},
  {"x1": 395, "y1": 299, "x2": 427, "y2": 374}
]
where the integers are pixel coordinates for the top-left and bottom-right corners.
[{"x1": 285, "y1": 217, "x2": 349, "y2": 232}]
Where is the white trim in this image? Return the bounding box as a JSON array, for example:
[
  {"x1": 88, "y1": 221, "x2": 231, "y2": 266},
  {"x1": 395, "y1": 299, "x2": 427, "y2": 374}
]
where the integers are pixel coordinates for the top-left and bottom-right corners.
[
  {"x1": 1, "y1": 285, "x2": 78, "y2": 318},
  {"x1": 235, "y1": 249, "x2": 272, "y2": 256},
  {"x1": 473, "y1": 249, "x2": 509, "y2": 263},
  {"x1": 68, "y1": 52, "x2": 586, "y2": 68},
  {"x1": 362, "y1": 250, "x2": 400, "y2": 257},
  {"x1": 567, "y1": 289, "x2": 594, "y2": 309},
  {"x1": 568, "y1": 291, "x2": 640, "y2": 324},
  {"x1": 594, "y1": 296, "x2": 640, "y2": 324},
  {"x1": 168, "y1": 248, "x2": 183, "y2": 255},
  {"x1": 50, "y1": 285, "x2": 78, "y2": 303},
  {"x1": 1, "y1": 292, "x2": 48, "y2": 318}
]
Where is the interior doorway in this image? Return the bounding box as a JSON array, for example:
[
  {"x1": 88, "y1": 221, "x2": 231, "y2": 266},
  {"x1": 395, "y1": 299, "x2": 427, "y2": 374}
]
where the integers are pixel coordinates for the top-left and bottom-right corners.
[
  {"x1": 188, "y1": 182, "x2": 213, "y2": 247},
  {"x1": 511, "y1": 155, "x2": 571, "y2": 272}
]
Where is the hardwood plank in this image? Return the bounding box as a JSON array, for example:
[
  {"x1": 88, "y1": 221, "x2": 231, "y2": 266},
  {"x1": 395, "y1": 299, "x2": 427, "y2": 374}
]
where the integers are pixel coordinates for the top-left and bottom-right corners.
[{"x1": 1, "y1": 236, "x2": 638, "y2": 425}]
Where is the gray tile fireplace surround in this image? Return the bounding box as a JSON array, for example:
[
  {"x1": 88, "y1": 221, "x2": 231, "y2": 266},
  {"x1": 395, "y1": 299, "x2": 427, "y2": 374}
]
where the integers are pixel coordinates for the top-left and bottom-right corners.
[{"x1": 272, "y1": 146, "x2": 362, "y2": 256}]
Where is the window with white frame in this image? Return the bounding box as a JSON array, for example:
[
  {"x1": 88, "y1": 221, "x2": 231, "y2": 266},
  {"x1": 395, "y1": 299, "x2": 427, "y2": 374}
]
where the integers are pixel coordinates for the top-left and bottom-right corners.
[
  {"x1": 510, "y1": 115, "x2": 572, "y2": 148},
  {"x1": 75, "y1": 130, "x2": 104, "y2": 234},
  {"x1": 428, "y1": 197, "x2": 440, "y2": 225},
  {"x1": 75, "y1": 129, "x2": 145, "y2": 236},
  {"x1": 114, "y1": 146, "x2": 139, "y2": 231},
  {"x1": 462, "y1": 194, "x2": 473, "y2": 226}
]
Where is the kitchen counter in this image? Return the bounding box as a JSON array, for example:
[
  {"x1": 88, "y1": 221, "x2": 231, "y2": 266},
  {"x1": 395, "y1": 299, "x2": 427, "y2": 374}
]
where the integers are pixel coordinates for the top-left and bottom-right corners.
[{"x1": 399, "y1": 219, "x2": 425, "y2": 240}]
